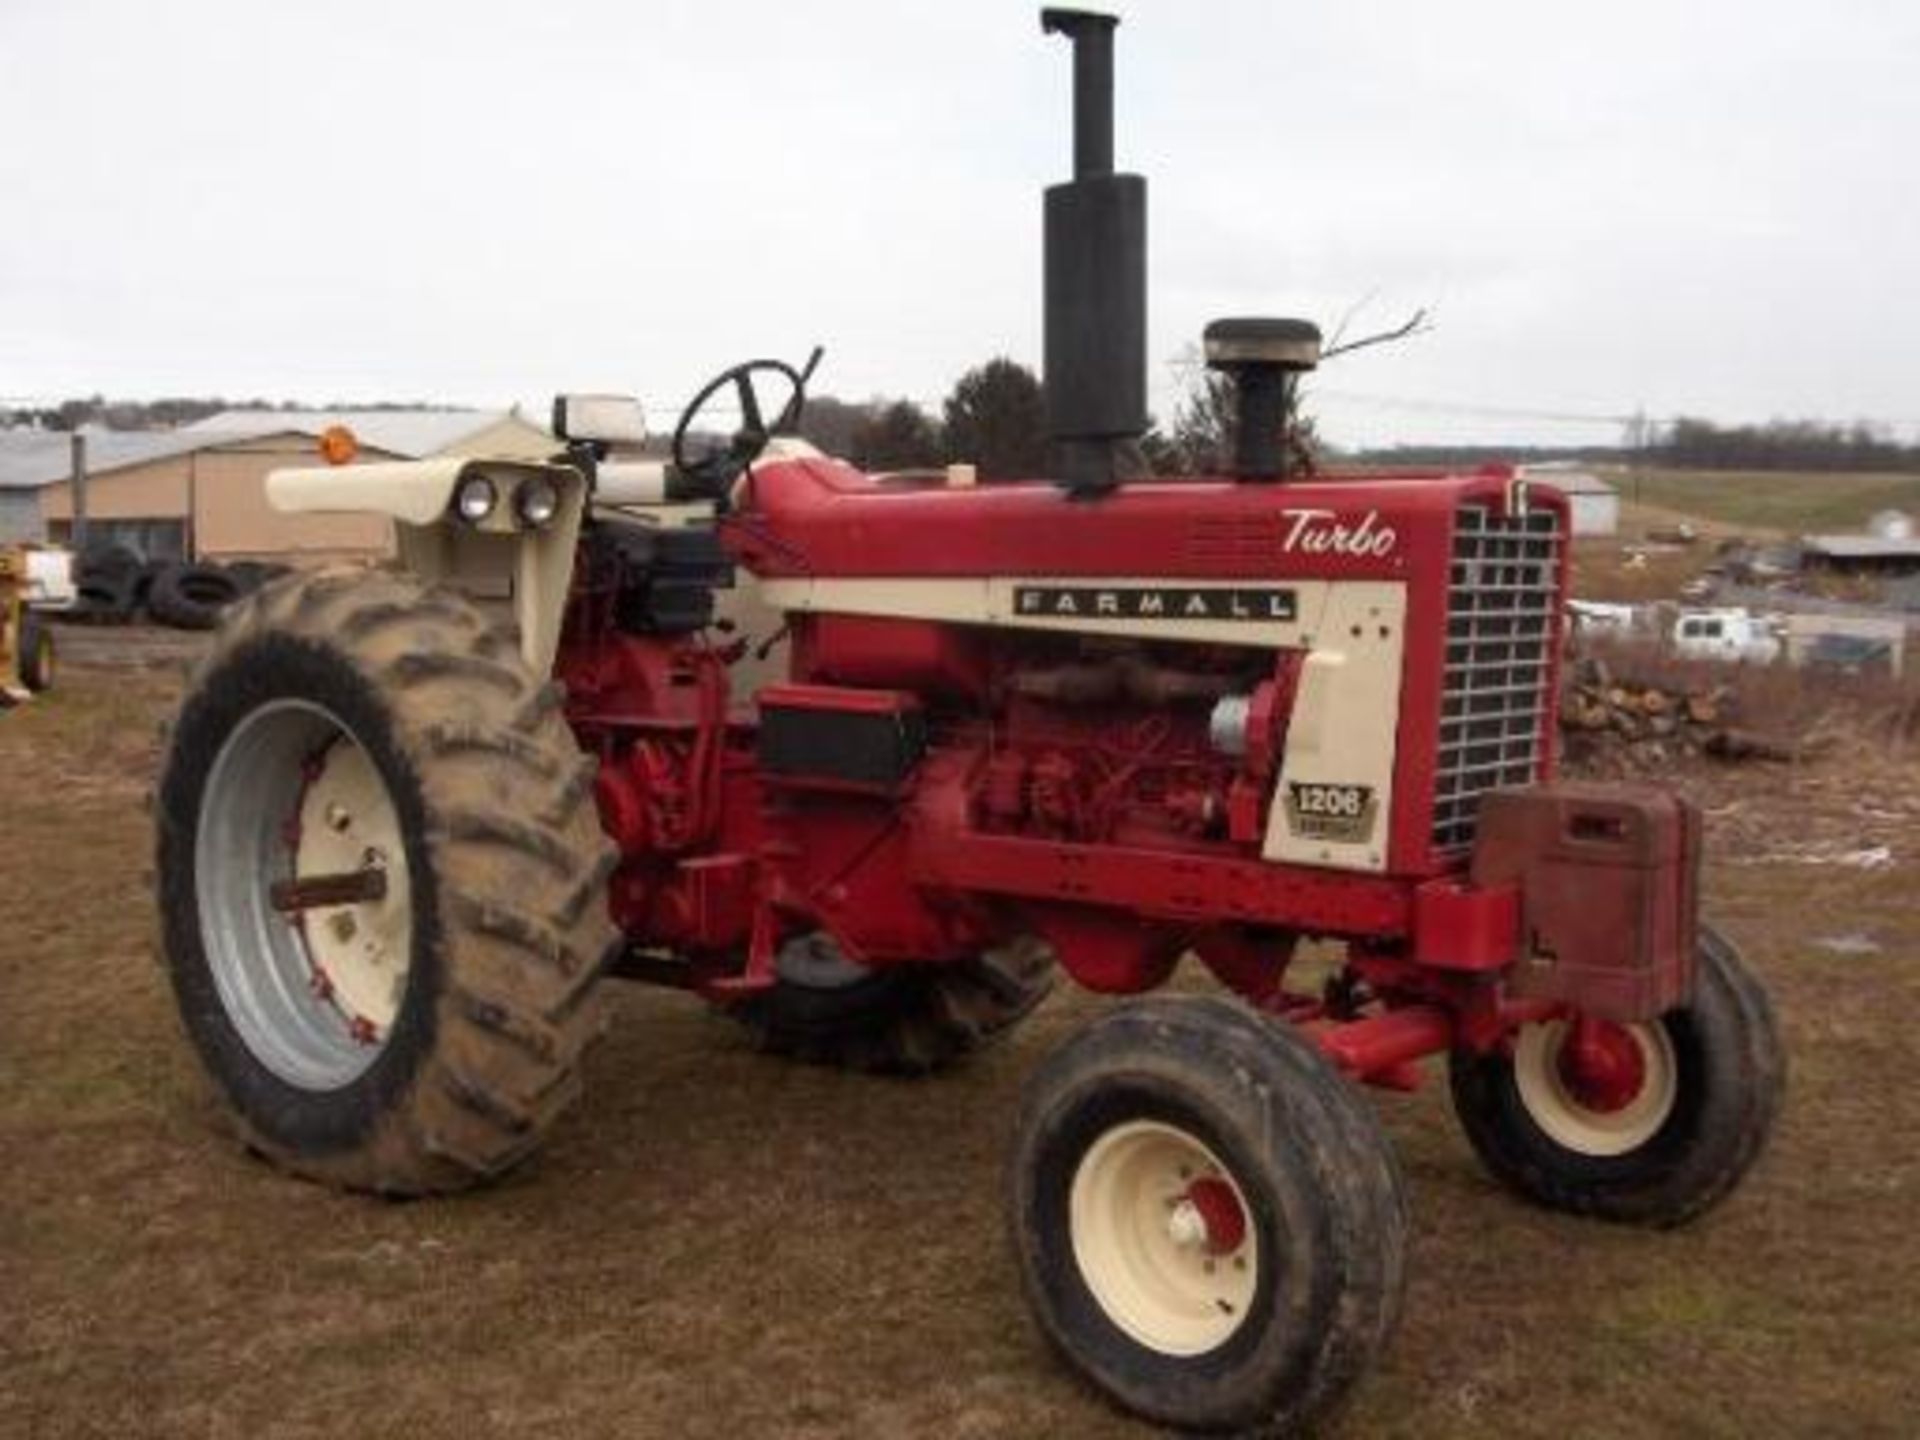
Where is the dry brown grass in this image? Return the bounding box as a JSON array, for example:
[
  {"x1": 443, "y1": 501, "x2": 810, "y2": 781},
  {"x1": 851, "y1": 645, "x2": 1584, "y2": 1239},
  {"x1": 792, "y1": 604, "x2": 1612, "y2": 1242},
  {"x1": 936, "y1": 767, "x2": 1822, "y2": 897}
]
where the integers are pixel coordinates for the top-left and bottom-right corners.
[
  {"x1": 1609, "y1": 467, "x2": 1920, "y2": 538},
  {"x1": 3, "y1": 641, "x2": 1917, "y2": 1438},
  {"x1": 1569, "y1": 541, "x2": 1716, "y2": 605}
]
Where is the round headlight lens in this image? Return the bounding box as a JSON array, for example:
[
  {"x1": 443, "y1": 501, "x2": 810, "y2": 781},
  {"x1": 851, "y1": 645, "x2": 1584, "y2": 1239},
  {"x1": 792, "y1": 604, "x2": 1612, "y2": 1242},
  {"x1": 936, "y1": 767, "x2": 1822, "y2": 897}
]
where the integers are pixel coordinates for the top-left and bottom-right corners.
[
  {"x1": 515, "y1": 476, "x2": 561, "y2": 528},
  {"x1": 454, "y1": 475, "x2": 498, "y2": 523}
]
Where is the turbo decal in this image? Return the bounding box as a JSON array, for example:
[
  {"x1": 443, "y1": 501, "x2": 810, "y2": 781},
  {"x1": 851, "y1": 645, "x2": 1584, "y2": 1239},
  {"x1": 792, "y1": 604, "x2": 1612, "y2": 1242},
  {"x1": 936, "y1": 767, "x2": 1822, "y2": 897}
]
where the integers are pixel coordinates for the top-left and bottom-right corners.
[{"x1": 1279, "y1": 508, "x2": 1398, "y2": 559}]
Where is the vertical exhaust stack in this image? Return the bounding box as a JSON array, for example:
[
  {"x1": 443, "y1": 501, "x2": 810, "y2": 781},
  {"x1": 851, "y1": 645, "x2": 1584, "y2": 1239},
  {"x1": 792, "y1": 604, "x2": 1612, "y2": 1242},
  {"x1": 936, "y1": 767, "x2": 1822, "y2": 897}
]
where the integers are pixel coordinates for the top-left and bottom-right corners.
[{"x1": 1041, "y1": 8, "x2": 1148, "y2": 495}]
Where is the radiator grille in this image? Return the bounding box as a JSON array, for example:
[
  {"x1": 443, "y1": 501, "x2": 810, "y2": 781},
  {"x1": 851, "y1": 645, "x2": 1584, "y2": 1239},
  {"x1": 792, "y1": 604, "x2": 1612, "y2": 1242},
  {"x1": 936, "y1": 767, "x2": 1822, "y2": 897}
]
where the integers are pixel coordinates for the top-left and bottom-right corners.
[{"x1": 1432, "y1": 505, "x2": 1562, "y2": 851}]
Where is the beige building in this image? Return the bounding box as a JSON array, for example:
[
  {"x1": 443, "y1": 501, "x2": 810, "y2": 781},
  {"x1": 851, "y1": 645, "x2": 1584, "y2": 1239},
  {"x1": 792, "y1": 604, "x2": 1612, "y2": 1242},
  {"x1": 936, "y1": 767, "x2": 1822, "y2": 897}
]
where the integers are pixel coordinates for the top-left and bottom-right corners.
[{"x1": 8, "y1": 409, "x2": 552, "y2": 564}]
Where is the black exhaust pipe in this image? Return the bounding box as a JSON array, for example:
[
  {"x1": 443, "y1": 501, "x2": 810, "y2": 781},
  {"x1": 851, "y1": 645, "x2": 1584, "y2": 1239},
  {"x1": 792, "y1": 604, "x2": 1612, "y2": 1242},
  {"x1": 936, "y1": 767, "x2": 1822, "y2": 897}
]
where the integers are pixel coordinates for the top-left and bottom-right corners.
[{"x1": 1041, "y1": 8, "x2": 1147, "y2": 495}]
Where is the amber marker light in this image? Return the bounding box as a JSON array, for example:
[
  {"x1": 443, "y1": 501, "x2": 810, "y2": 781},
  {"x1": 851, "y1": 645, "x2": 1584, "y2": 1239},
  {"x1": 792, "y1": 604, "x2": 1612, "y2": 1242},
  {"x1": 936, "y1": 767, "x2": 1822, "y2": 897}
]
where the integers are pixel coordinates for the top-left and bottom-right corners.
[{"x1": 318, "y1": 425, "x2": 360, "y2": 466}]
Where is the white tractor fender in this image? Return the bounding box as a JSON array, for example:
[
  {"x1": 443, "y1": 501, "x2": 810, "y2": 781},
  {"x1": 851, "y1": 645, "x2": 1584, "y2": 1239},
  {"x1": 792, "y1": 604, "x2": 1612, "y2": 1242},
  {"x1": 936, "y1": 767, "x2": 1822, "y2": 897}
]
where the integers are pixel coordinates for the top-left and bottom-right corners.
[
  {"x1": 267, "y1": 456, "x2": 588, "y2": 678},
  {"x1": 268, "y1": 457, "x2": 519, "y2": 525}
]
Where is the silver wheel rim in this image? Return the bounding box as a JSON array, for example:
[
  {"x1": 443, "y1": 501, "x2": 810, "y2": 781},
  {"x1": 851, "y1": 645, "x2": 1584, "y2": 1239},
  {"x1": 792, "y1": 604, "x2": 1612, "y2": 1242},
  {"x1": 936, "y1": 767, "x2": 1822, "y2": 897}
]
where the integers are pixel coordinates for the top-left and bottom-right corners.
[
  {"x1": 1513, "y1": 1020, "x2": 1678, "y2": 1157},
  {"x1": 195, "y1": 699, "x2": 415, "y2": 1090},
  {"x1": 1069, "y1": 1120, "x2": 1260, "y2": 1357},
  {"x1": 774, "y1": 932, "x2": 873, "y2": 990}
]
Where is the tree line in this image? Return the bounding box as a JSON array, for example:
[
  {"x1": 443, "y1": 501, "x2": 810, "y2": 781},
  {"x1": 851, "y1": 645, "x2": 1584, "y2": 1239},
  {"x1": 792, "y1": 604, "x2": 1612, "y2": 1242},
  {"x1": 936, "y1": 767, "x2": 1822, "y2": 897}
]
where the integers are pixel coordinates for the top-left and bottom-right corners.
[
  {"x1": 0, "y1": 397, "x2": 462, "y2": 432},
  {"x1": 804, "y1": 357, "x2": 1280, "y2": 478},
  {"x1": 19, "y1": 383, "x2": 1911, "y2": 478},
  {"x1": 1, "y1": 363, "x2": 1214, "y2": 479},
  {"x1": 1656, "y1": 417, "x2": 1920, "y2": 473}
]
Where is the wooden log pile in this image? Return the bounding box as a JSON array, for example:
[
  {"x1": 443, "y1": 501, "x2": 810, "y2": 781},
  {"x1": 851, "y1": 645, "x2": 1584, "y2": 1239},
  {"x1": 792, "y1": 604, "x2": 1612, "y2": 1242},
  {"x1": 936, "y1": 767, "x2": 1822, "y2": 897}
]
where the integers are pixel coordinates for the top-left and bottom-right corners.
[{"x1": 1558, "y1": 658, "x2": 1810, "y2": 767}]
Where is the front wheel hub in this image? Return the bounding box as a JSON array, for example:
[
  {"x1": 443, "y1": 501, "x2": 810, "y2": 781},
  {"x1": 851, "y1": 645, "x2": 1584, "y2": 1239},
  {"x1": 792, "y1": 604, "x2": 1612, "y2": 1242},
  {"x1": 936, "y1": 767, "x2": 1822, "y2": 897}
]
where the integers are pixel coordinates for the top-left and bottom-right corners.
[
  {"x1": 1558, "y1": 1015, "x2": 1648, "y2": 1114},
  {"x1": 1069, "y1": 1120, "x2": 1260, "y2": 1357},
  {"x1": 1177, "y1": 1175, "x2": 1248, "y2": 1256},
  {"x1": 1513, "y1": 1015, "x2": 1678, "y2": 1158}
]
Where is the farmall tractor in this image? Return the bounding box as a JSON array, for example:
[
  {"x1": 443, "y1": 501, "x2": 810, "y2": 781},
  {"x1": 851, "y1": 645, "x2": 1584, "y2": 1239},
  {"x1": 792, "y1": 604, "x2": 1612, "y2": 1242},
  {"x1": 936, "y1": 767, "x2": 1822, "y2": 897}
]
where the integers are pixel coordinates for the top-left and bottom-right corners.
[{"x1": 155, "y1": 11, "x2": 1782, "y2": 1435}]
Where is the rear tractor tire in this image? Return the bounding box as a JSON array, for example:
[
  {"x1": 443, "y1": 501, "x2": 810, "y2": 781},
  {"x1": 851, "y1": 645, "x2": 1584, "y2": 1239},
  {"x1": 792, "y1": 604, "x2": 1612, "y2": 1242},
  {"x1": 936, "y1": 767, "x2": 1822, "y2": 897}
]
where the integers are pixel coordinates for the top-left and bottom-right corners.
[
  {"x1": 1448, "y1": 923, "x2": 1783, "y2": 1226},
  {"x1": 155, "y1": 568, "x2": 620, "y2": 1194},
  {"x1": 728, "y1": 931, "x2": 1054, "y2": 1075},
  {"x1": 1009, "y1": 997, "x2": 1408, "y2": 1437}
]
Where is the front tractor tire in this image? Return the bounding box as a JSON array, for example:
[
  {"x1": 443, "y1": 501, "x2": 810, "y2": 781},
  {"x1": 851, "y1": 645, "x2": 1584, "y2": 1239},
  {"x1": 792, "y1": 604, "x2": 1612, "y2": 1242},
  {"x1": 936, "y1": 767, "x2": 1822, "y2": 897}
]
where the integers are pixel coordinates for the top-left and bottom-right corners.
[
  {"x1": 729, "y1": 931, "x2": 1054, "y2": 1075},
  {"x1": 19, "y1": 609, "x2": 54, "y2": 693},
  {"x1": 1448, "y1": 924, "x2": 1784, "y2": 1226},
  {"x1": 155, "y1": 569, "x2": 619, "y2": 1195},
  {"x1": 1009, "y1": 997, "x2": 1408, "y2": 1437}
]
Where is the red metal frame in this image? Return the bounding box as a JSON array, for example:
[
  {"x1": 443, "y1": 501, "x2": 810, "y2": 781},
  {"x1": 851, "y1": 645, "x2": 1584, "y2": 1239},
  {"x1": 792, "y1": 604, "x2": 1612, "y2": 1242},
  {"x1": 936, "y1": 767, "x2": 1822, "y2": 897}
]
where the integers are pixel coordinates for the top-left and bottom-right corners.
[{"x1": 555, "y1": 457, "x2": 1685, "y2": 1095}]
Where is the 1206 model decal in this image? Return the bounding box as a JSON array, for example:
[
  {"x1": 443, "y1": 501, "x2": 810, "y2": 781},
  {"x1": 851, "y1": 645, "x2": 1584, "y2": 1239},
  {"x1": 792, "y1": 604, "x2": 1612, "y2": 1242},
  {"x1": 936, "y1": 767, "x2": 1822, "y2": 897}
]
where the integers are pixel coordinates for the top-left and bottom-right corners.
[{"x1": 1284, "y1": 781, "x2": 1379, "y2": 844}]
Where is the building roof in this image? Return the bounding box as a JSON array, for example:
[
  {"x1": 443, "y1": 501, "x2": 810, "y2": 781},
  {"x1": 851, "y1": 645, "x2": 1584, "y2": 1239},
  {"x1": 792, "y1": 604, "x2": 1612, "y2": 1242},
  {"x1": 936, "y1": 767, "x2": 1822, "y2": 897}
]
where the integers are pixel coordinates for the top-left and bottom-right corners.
[
  {"x1": 1517, "y1": 464, "x2": 1617, "y2": 496},
  {"x1": 1801, "y1": 533, "x2": 1920, "y2": 560},
  {"x1": 0, "y1": 427, "x2": 267, "y2": 491},
  {"x1": 0, "y1": 408, "x2": 540, "y2": 491},
  {"x1": 186, "y1": 409, "x2": 532, "y2": 458}
]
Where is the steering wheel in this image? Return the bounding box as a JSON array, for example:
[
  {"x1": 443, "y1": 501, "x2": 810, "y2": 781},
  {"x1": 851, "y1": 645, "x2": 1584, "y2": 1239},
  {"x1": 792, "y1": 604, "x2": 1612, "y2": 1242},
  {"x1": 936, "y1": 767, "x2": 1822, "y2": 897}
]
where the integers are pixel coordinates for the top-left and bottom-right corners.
[{"x1": 671, "y1": 357, "x2": 808, "y2": 494}]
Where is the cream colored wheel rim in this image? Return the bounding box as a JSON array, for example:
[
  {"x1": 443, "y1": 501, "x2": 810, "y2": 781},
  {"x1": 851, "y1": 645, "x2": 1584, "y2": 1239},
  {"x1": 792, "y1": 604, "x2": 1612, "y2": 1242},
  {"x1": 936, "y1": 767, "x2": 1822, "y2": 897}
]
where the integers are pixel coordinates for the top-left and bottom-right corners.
[
  {"x1": 1513, "y1": 1021, "x2": 1678, "y2": 1157},
  {"x1": 294, "y1": 739, "x2": 413, "y2": 1037},
  {"x1": 196, "y1": 701, "x2": 415, "y2": 1090},
  {"x1": 1069, "y1": 1120, "x2": 1259, "y2": 1357}
]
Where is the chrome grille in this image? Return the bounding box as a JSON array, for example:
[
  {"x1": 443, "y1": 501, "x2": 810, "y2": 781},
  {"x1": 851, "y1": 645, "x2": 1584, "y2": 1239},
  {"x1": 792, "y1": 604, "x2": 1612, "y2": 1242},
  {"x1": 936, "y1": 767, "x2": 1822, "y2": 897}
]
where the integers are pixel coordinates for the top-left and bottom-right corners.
[{"x1": 1433, "y1": 505, "x2": 1562, "y2": 851}]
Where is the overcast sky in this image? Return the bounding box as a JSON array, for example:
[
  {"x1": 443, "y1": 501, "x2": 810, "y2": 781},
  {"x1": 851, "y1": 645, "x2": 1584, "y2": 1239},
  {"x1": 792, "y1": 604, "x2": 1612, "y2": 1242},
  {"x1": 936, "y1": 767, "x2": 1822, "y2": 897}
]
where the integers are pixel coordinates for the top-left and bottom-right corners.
[{"x1": 3, "y1": 0, "x2": 1915, "y2": 448}]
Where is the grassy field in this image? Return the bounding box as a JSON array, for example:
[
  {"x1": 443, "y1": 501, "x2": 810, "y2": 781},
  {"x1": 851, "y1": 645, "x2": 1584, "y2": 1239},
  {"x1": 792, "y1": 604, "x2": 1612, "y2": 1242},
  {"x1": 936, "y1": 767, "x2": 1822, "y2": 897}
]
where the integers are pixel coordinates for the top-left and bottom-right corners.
[
  {"x1": 4, "y1": 642, "x2": 1918, "y2": 1438},
  {"x1": 1604, "y1": 466, "x2": 1920, "y2": 538}
]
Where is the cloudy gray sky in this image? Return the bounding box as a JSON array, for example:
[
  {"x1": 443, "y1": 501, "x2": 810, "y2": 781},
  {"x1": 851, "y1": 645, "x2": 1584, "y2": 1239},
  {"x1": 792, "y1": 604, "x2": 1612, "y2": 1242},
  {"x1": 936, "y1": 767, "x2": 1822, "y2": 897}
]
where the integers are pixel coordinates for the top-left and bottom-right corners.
[{"x1": 2, "y1": 0, "x2": 1914, "y2": 448}]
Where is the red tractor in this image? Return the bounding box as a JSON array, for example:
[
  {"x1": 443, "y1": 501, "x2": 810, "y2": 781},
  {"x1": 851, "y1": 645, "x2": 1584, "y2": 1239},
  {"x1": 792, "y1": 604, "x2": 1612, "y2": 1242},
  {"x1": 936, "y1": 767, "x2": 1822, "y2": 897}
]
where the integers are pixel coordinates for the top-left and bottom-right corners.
[{"x1": 155, "y1": 11, "x2": 1781, "y2": 1434}]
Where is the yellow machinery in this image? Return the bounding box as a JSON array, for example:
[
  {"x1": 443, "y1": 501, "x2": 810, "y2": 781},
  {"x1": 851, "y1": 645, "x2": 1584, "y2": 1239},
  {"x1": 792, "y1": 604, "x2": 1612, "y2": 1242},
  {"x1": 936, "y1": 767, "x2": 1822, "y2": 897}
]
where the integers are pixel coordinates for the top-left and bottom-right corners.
[{"x1": 0, "y1": 546, "x2": 55, "y2": 704}]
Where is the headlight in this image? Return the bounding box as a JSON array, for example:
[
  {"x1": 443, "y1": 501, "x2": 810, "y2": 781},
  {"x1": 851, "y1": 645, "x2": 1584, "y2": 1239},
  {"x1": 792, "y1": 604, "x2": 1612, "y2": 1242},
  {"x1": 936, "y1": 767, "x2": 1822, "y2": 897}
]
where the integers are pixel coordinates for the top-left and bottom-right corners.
[
  {"x1": 454, "y1": 475, "x2": 498, "y2": 523},
  {"x1": 514, "y1": 476, "x2": 561, "y2": 528}
]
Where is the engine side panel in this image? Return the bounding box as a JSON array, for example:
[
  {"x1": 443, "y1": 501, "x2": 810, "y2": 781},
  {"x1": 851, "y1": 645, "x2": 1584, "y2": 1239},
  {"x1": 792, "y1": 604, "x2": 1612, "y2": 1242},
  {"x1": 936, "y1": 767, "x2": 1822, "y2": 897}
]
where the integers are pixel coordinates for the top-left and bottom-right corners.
[{"x1": 760, "y1": 574, "x2": 1407, "y2": 873}]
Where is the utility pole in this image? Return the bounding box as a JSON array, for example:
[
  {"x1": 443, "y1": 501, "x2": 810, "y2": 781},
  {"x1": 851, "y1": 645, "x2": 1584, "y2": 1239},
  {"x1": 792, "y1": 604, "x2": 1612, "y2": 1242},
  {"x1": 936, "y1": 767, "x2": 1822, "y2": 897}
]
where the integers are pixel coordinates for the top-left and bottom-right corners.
[
  {"x1": 69, "y1": 432, "x2": 89, "y2": 550},
  {"x1": 1623, "y1": 407, "x2": 1651, "y2": 510}
]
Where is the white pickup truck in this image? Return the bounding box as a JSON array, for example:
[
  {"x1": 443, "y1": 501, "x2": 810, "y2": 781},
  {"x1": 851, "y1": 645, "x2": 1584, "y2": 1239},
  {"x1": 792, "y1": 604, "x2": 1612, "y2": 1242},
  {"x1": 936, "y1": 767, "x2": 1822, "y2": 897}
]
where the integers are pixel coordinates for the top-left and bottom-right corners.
[{"x1": 1671, "y1": 607, "x2": 1782, "y2": 664}]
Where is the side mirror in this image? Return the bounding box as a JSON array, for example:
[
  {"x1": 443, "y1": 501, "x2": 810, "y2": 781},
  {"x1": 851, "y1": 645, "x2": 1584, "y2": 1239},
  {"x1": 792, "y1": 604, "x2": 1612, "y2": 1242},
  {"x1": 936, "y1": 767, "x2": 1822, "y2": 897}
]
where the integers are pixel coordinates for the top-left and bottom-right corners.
[{"x1": 552, "y1": 393, "x2": 648, "y2": 448}]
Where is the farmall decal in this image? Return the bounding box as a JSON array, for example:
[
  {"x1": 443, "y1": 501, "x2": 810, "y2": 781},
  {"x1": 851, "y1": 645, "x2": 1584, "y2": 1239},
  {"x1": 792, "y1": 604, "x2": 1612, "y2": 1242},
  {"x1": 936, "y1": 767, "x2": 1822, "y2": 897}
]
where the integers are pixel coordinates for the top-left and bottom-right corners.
[
  {"x1": 1280, "y1": 508, "x2": 1397, "y2": 559},
  {"x1": 1014, "y1": 586, "x2": 1298, "y2": 622},
  {"x1": 1284, "y1": 782, "x2": 1379, "y2": 844}
]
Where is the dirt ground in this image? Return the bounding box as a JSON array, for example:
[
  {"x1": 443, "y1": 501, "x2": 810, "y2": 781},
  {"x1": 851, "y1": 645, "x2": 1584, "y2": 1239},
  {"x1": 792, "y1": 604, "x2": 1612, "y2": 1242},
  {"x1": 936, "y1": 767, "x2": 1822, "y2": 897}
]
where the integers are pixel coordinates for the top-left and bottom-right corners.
[{"x1": 3, "y1": 632, "x2": 1918, "y2": 1439}]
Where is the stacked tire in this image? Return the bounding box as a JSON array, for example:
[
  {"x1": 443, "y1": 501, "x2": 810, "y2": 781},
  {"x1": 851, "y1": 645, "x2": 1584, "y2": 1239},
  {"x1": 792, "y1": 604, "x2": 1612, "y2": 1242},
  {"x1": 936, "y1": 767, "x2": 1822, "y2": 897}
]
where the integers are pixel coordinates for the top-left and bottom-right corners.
[
  {"x1": 147, "y1": 563, "x2": 242, "y2": 630},
  {"x1": 70, "y1": 544, "x2": 253, "y2": 629},
  {"x1": 74, "y1": 544, "x2": 143, "y2": 622}
]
